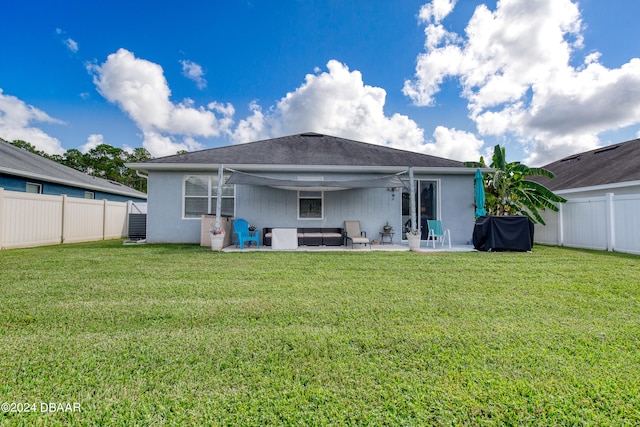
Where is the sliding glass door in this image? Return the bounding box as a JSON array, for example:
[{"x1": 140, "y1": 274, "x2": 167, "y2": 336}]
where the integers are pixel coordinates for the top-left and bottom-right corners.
[{"x1": 402, "y1": 180, "x2": 438, "y2": 240}]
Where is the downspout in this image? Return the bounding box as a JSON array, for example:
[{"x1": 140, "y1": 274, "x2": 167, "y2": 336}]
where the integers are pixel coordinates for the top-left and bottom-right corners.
[{"x1": 136, "y1": 170, "x2": 148, "y2": 193}]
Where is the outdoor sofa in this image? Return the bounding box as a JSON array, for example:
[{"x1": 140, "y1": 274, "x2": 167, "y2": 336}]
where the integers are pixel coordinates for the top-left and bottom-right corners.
[{"x1": 263, "y1": 227, "x2": 344, "y2": 247}]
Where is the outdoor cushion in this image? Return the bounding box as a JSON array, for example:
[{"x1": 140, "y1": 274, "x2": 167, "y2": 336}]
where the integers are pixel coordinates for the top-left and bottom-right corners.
[
  {"x1": 351, "y1": 237, "x2": 369, "y2": 244},
  {"x1": 321, "y1": 233, "x2": 342, "y2": 237}
]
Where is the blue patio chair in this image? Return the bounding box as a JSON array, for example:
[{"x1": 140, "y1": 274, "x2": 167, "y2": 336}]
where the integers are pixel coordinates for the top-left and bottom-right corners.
[
  {"x1": 233, "y1": 218, "x2": 260, "y2": 250},
  {"x1": 427, "y1": 219, "x2": 451, "y2": 248}
]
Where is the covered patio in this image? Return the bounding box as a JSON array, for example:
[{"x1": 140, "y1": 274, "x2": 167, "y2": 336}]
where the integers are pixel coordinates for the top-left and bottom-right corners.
[{"x1": 221, "y1": 242, "x2": 476, "y2": 253}]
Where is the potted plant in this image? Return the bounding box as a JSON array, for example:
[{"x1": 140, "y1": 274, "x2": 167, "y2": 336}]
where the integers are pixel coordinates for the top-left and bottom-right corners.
[
  {"x1": 406, "y1": 229, "x2": 421, "y2": 251},
  {"x1": 209, "y1": 222, "x2": 225, "y2": 252},
  {"x1": 383, "y1": 220, "x2": 392, "y2": 233}
]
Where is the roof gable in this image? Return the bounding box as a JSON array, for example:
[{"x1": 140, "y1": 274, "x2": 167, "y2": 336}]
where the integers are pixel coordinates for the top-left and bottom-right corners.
[
  {"x1": 536, "y1": 138, "x2": 640, "y2": 191},
  {"x1": 138, "y1": 133, "x2": 464, "y2": 168},
  {"x1": 0, "y1": 140, "x2": 146, "y2": 199}
]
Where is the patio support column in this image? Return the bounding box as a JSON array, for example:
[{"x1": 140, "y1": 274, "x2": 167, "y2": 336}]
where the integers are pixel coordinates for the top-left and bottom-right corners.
[
  {"x1": 215, "y1": 164, "x2": 223, "y2": 230},
  {"x1": 409, "y1": 167, "x2": 417, "y2": 232}
]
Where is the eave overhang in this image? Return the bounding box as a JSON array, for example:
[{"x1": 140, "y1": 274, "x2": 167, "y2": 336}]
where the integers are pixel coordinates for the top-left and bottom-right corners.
[
  {"x1": 1, "y1": 166, "x2": 147, "y2": 199},
  {"x1": 126, "y1": 162, "x2": 490, "y2": 176}
]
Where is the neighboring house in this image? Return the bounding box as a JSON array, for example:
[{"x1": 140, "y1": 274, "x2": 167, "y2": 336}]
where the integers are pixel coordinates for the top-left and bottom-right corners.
[
  {"x1": 533, "y1": 138, "x2": 640, "y2": 254},
  {"x1": 128, "y1": 132, "x2": 480, "y2": 245},
  {"x1": 0, "y1": 139, "x2": 147, "y2": 202},
  {"x1": 535, "y1": 138, "x2": 640, "y2": 198}
]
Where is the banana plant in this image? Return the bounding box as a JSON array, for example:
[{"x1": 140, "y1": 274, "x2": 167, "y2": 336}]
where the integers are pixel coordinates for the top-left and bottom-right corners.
[{"x1": 465, "y1": 145, "x2": 566, "y2": 225}]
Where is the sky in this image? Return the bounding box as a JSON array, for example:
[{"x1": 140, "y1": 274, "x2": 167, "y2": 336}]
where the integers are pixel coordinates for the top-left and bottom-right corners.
[{"x1": 1, "y1": 0, "x2": 640, "y2": 166}]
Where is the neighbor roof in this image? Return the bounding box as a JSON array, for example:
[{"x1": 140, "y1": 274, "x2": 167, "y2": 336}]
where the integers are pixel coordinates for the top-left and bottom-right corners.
[
  {"x1": 0, "y1": 140, "x2": 147, "y2": 199},
  {"x1": 130, "y1": 133, "x2": 467, "y2": 172},
  {"x1": 535, "y1": 138, "x2": 640, "y2": 191}
]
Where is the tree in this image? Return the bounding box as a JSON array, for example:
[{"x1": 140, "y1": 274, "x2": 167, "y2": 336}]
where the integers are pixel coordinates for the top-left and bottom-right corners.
[
  {"x1": 61, "y1": 148, "x2": 89, "y2": 173},
  {"x1": 465, "y1": 144, "x2": 566, "y2": 225},
  {"x1": 122, "y1": 147, "x2": 151, "y2": 192},
  {"x1": 85, "y1": 144, "x2": 128, "y2": 182},
  {"x1": 9, "y1": 139, "x2": 50, "y2": 158}
]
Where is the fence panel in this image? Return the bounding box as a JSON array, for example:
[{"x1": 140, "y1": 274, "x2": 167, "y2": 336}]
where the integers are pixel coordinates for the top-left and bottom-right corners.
[
  {"x1": 0, "y1": 189, "x2": 63, "y2": 249},
  {"x1": 62, "y1": 197, "x2": 106, "y2": 243},
  {"x1": 534, "y1": 209, "x2": 559, "y2": 245},
  {"x1": 1, "y1": 188, "x2": 131, "y2": 249},
  {"x1": 562, "y1": 198, "x2": 608, "y2": 250},
  {"x1": 535, "y1": 192, "x2": 640, "y2": 255},
  {"x1": 613, "y1": 195, "x2": 640, "y2": 255},
  {"x1": 104, "y1": 201, "x2": 128, "y2": 239}
]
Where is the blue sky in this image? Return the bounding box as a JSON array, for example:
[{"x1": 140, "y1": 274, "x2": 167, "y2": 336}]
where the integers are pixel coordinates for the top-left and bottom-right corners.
[{"x1": 2, "y1": 0, "x2": 640, "y2": 165}]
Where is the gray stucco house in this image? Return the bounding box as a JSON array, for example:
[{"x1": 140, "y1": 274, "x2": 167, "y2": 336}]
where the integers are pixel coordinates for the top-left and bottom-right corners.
[
  {"x1": 127, "y1": 133, "x2": 479, "y2": 245},
  {"x1": 0, "y1": 139, "x2": 147, "y2": 202}
]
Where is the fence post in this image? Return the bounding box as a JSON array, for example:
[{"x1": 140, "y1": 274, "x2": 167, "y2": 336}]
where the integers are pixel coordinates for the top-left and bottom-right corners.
[
  {"x1": 0, "y1": 187, "x2": 5, "y2": 249},
  {"x1": 103, "y1": 199, "x2": 108, "y2": 241},
  {"x1": 557, "y1": 202, "x2": 564, "y2": 247},
  {"x1": 126, "y1": 200, "x2": 132, "y2": 238},
  {"x1": 61, "y1": 194, "x2": 67, "y2": 244},
  {"x1": 605, "y1": 192, "x2": 615, "y2": 252}
]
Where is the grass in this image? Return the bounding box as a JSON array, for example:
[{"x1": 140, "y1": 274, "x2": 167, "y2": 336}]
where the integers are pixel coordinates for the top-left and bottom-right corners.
[{"x1": 1, "y1": 241, "x2": 639, "y2": 426}]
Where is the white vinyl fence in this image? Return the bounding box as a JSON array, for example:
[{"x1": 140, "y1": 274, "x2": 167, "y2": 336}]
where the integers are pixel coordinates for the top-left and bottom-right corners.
[
  {"x1": 0, "y1": 187, "x2": 135, "y2": 250},
  {"x1": 535, "y1": 192, "x2": 640, "y2": 255}
]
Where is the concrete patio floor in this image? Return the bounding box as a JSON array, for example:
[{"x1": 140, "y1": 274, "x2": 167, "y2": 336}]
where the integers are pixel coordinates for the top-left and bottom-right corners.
[{"x1": 221, "y1": 243, "x2": 476, "y2": 253}]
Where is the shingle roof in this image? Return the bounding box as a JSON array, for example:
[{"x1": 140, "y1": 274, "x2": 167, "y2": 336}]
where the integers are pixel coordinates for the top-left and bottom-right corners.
[
  {"x1": 535, "y1": 138, "x2": 640, "y2": 191},
  {"x1": 136, "y1": 133, "x2": 465, "y2": 168},
  {"x1": 0, "y1": 140, "x2": 147, "y2": 199}
]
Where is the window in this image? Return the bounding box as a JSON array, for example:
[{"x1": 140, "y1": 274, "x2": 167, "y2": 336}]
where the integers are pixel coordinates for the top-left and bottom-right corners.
[
  {"x1": 298, "y1": 190, "x2": 323, "y2": 219},
  {"x1": 184, "y1": 175, "x2": 235, "y2": 218},
  {"x1": 85, "y1": 191, "x2": 95, "y2": 199},
  {"x1": 26, "y1": 182, "x2": 42, "y2": 194}
]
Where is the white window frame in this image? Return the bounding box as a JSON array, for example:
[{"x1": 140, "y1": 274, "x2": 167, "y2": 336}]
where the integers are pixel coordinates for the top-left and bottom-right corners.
[
  {"x1": 297, "y1": 176, "x2": 324, "y2": 220},
  {"x1": 26, "y1": 182, "x2": 42, "y2": 194},
  {"x1": 183, "y1": 174, "x2": 235, "y2": 219},
  {"x1": 84, "y1": 191, "x2": 95, "y2": 199},
  {"x1": 297, "y1": 190, "x2": 324, "y2": 220}
]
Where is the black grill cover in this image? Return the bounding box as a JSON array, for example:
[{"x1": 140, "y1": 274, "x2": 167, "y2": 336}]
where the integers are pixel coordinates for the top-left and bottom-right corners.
[{"x1": 473, "y1": 216, "x2": 534, "y2": 251}]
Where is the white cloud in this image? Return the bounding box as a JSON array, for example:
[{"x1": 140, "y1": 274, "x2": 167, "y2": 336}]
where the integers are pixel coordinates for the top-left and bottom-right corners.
[
  {"x1": 65, "y1": 38, "x2": 79, "y2": 53},
  {"x1": 89, "y1": 49, "x2": 233, "y2": 157},
  {"x1": 89, "y1": 51, "x2": 479, "y2": 161},
  {"x1": 421, "y1": 126, "x2": 484, "y2": 162},
  {"x1": 180, "y1": 60, "x2": 207, "y2": 89},
  {"x1": 231, "y1": 60, "x2": 427, "y2": 153},
  {"x1": 141, "y1": 132, "x2": 204, "y2": 157},
  {"x1": 405, "y1": 0, "x2": 640, "y2": 165},
  {"x1": 56, "y1": 29, "x2": 79, "y2": 53},
  {"x1": 232, "y1": 101, "x2": 266, "y2": 144},
  {"x1": 418, "y1": 0, "x2": 457, "y2": 24},
  {"x1": 0, "y1": 88, "x2": 66, "y2": 155},
  {"x1": 79, "y1": 134, "x2": 104, "y2": 153}
]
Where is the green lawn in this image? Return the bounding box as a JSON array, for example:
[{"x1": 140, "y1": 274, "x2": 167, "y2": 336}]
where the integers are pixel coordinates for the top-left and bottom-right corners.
[{"x1": 1, "y1": 241, "x2": 639, "y2": 426}]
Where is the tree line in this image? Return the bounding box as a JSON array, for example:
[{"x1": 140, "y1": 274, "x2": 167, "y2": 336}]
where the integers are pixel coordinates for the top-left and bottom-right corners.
[{"x1": 4, "y1": 138, "x2": 151, "y2": 193}]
